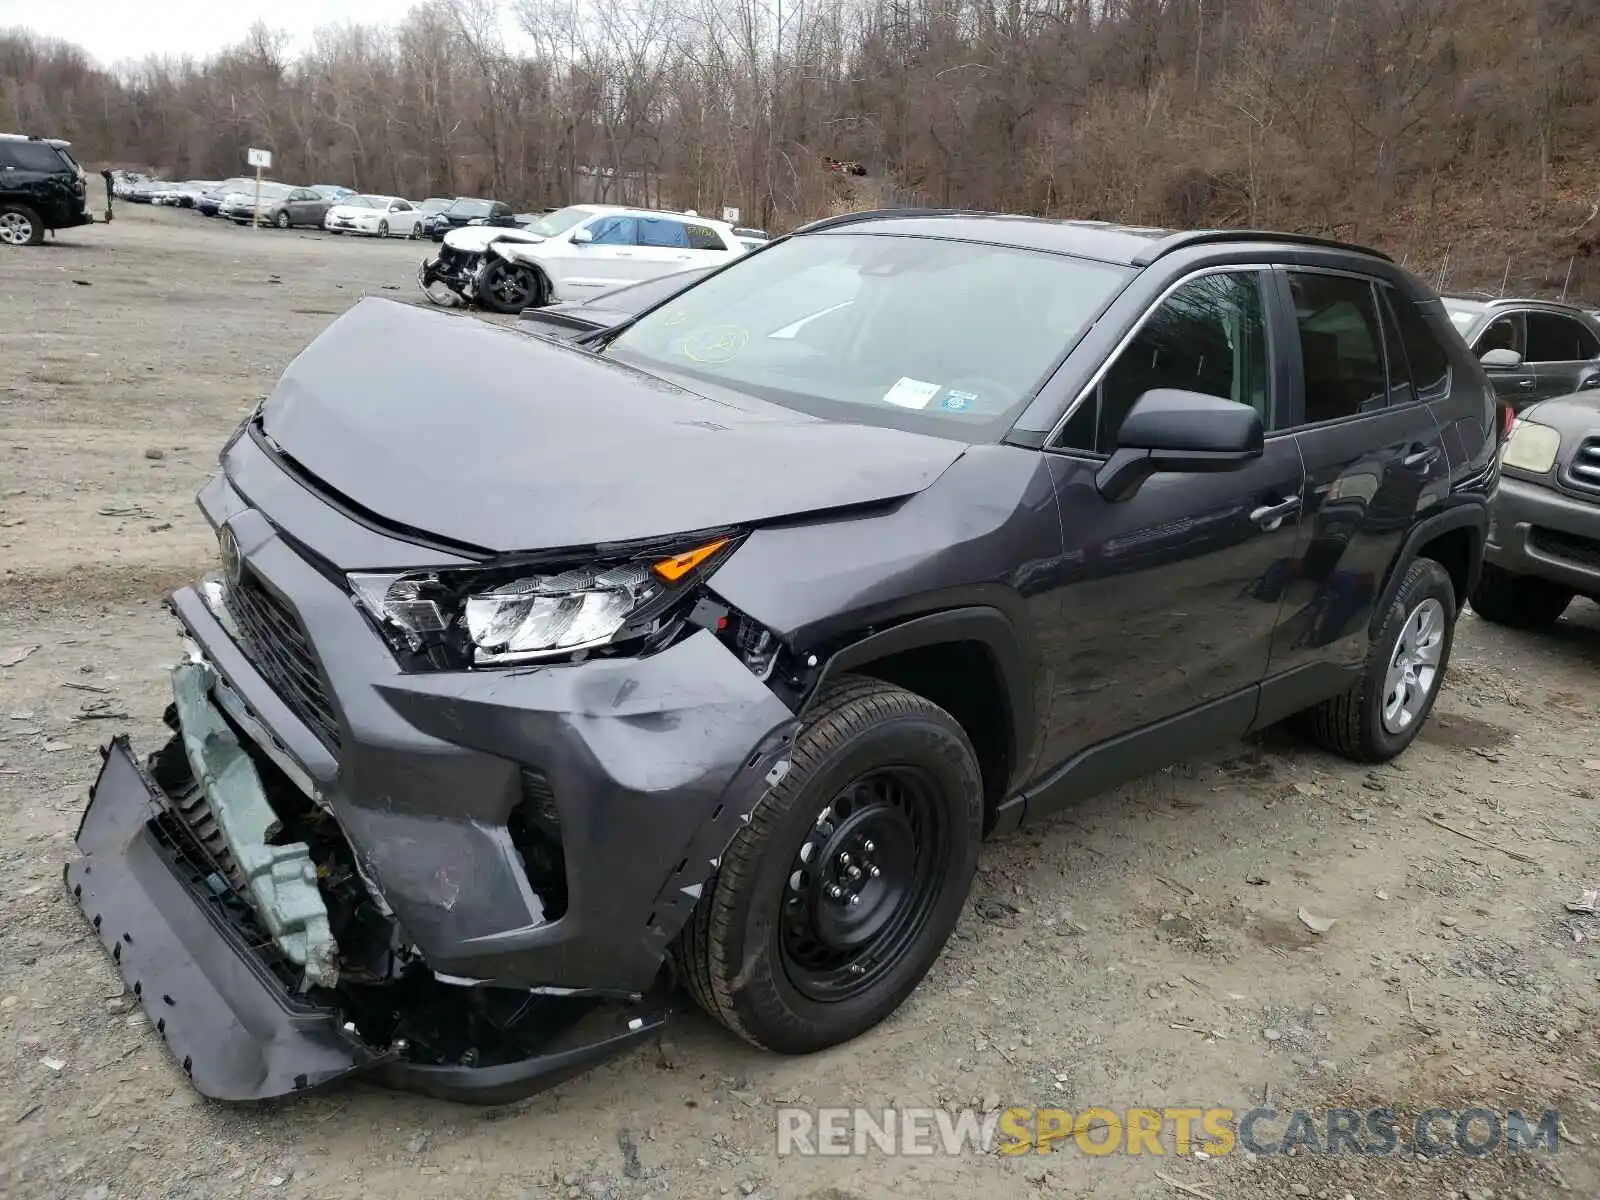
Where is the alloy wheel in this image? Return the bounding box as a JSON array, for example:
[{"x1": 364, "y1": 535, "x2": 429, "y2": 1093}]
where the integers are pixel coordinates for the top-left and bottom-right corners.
[
  {"x1": 490, "y1": 267, "x2": 535, "y2": 308},
  {"x1": 1382, "y1": 597, "x2": 1445, "y2": 734},
  {"x1": 0, "y1": 212, "x2": 34, "y2": 245},
  {"x1": 778, "y1": 766, "x2": 948, "y2": 1003}
]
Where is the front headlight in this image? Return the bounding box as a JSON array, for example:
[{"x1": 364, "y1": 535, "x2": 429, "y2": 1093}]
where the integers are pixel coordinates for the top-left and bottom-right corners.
[
  {"x1": 1501, "y1": 419, "x2": 1561, "y2": 474},
  {"x1": 349, "y1": 535, "x2": 734, "y2": 668}
]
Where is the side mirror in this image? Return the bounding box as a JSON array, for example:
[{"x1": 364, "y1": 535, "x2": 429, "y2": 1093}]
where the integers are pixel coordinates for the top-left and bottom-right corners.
[
  {"x1": 1480, "y1": 347, "x2": 1522, "y2": 368},
  {"x1": 1095, "y1": 389, "x2": 1265, "y2": 502},
  {"x1": 571, "y1": 227, "x2": 594, "y2": 244}
]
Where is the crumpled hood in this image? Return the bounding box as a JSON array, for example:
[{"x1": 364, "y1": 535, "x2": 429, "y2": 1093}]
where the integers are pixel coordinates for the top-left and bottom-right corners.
[
  {"x1": 257, "y1": 298, "x2": 968, "y2": 554},
  {"x1": 442, "y1": 226, "x2": 545, "y2": 254}
]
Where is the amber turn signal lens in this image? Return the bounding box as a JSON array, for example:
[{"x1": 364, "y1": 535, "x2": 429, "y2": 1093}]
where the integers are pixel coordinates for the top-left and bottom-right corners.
[{"x1": 652, "y1": 538, "x2": 730, "y2": 582}]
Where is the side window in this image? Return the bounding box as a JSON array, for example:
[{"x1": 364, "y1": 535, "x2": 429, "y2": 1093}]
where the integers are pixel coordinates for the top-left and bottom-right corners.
[
  {"x1": 1525, "y1": 312, "x2": 1600, "y2": 362},
  {"x1": 1285, "y1": 272, "x2": 1387, "y2": 424},
  {"x1": 586, "y1": 216, "x2": 638, "y2": 246},
  {"x1": 4, "y1": 142, "x2": 67, "y2": 172},
  {"x1": 0, "y1": 144, "x2": 15, "y2": 169},
  {"x1": 491, "y1": 203, "x2": 511, "y2": 217},
  {"x1": 1056, "y1": 271, "x2": 1271, "y2": 454},
  {"x1": 1384, "y1": 288, "x2": 1452, "y2": 402},
  {"x1": 638, "y1": 218, "x2": 690, "y2": 248},
  {"x1": 684, "y1": 222, "x2": 729, "y2": 251},
  {"x1": 393, "y1": 200, "x2": 412, "y2": 212},
  {"x1": 1473, "y1": 313, "x2": 1524, "y2": 358}
]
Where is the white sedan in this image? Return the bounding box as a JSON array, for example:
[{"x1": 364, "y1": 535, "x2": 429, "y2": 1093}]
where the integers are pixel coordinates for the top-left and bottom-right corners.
[{"x1": 323, "y1": 195, "x2": 425, "y2": 239}]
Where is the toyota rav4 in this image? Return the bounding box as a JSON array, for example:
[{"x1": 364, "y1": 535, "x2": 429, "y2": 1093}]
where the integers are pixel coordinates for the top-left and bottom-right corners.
[{"x1": 66, "y1": 211, "x2": 1499, "y2": 1105}]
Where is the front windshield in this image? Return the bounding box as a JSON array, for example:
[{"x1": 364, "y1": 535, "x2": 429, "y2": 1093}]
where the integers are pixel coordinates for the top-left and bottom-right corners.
[
  {"x1": 420, "y1": 198, "x2": 451, "y2": 212},
  {"x1": 449, "y1": 199, "x2": 493, "y2": 217},
  {"x1": 359, "y1": 195, "x2": 393, "y2": 207},
  {"x1": 604, "y1": 232, "x2": 1132, "y2": 435},
  {"x1": 1443, "y1": 302, "x2": 1481, "y2": 332},
  {"x1": 523, "y1": 206, "x2": 593, "y2": 237},
  {"x1": 340, "y1": 196, "x2": 374, "y2": 208}
]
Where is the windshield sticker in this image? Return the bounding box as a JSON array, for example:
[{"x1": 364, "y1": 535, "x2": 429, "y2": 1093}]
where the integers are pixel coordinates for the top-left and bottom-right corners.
[
  {"x1": 882, "y1": 377, "x2": 942, "y2": 409},
  {"x1": 940, "y1": 390, "x2": 978, "y2": 412}
]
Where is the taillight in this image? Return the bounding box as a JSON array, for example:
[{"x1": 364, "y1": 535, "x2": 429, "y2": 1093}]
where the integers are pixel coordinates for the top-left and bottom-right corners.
[{"x1": 1497, "y1": 402, "x2": 1515, "y2": 443}]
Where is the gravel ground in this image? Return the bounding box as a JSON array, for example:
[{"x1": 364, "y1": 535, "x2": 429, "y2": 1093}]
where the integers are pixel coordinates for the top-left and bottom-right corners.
[{"x1": 2, "y1": 206, "x2": 1599, "y2": 1200}]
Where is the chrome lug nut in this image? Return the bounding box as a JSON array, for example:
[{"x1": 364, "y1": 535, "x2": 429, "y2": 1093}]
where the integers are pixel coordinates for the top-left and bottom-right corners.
[
  {"x1": 839, "y1": 851, "x2": 851, "y2": 866},
  {"x1": 847, "y1": 865, "x2": 862, "y2": 879},
  {"x1": 868, "y1": 865, "x2": 881, "y2": 878},
  {"x1": 848, "y1": 893, "x2": 861, "y2": 905},
  {"x1": 828, "y1": 884, "x2": 844, "y2": 899},
  {"x1": 862, "y1": 839, "x2": 875, "y2": 853}
]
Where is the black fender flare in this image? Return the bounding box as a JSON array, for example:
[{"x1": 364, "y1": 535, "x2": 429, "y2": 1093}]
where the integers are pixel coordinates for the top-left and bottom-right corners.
[
  {"x1": 804, "y1": 605, "x2": 1036, "y2": 791},
  {"x1": 1369, "y1": 504, "x2": 1487, "y2": 639}
]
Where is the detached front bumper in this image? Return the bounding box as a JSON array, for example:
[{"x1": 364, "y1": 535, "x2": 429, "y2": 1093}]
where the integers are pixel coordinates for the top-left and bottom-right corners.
[
  {"x1": 66, "y1": 727, "x2": 675, "y2": 1104},
  {"x1": 1485, "y1": 474, "x2": 1600, "y2": 594}
]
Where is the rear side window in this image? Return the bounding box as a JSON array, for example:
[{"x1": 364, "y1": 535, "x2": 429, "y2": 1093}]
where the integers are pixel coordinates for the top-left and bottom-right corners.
[
  {"x1": 1384, "y1": 288, "x2": 1452, "y2": 402},
  {"x1": 1, "y1": 141, "x2": 69, "y2": 173},
  {"x1": 638, "y1": 218, "x2": 690, "y2": 248},
  {"x1": 1524, "y1": 312, "x2": 1600, "y2": 362},
  {"x1": 1285, "y1": 272, "x2": 1387, "y2": 423},
  {"x1": 684, "y1": 222, "x2": 728, "y2": 251}
]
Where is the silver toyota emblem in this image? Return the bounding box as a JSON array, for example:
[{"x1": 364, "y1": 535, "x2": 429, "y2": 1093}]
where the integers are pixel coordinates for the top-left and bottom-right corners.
[{"x1": 218, "y1": 525, "x2": 242, "y2": 588}]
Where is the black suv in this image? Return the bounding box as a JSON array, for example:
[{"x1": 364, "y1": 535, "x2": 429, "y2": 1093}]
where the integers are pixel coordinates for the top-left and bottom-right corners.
[
  {"x1": 1443, "y1": 296, "x2": 1600, "y2": 411},
  {"x1": 424, "y1": 196, "x2": 517, "y2": 240},
  {"x1": 0, "y1": 134, "x2": 109, "y2": 245},
  {"x1": 67, "y1": 212, "x2": 1498, "y2": 1105}
]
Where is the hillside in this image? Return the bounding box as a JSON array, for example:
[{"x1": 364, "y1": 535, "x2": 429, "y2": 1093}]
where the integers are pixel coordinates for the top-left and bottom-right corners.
[{"x1": 3, "y1": 0, "x2": 1599, "y2": 301}]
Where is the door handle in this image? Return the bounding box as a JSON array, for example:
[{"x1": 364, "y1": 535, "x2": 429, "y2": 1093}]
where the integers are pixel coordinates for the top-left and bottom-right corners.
[
  {"x1": 1401, "y1": 442, "x2": 1440, "y2": 469},
  {"x1": 1250, "y1": 496, "x2": 1300, "y2": 528},
  {"x1": 1514, "y1": 378, "x2": 1535, "y2": 389}
]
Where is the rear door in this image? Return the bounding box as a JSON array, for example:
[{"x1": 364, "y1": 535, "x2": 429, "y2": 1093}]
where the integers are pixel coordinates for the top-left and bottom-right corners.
[
  {"x1": 634, "y1": 217, "x2": 697, "y2": 275},
  {"x1": 682, "y1": 218, "x2": 742, "y2": 269},
  {"x1": 286, "y1": 189, "x2": 320, "y2": 226},
  {"x1": 1262, "y1": 268, "x2": 1452, "y2": 702},
  {"x1": 1525, "y1": 310, "x2": 1600, "y2": 399}
]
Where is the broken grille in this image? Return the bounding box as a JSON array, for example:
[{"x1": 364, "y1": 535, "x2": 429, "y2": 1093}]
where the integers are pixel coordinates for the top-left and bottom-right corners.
[{"x1": 226, "y1": 568, "x2": 341, "y2": 752}]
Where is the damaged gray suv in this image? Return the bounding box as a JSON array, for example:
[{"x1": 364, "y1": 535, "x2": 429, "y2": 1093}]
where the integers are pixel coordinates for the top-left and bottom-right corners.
[{"x1": 67, "y1": 211, "x2": 1499, "y2": 1104}]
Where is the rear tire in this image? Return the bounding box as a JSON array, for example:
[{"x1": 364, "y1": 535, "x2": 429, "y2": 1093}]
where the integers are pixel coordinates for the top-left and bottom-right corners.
[
  {"x1": 678, "y1": 676, "x2": 983, "y2": 1054},
  {"x1": 1302, "y1": 558, "x2": 1456, "y2": 762},
  {"x1": 0, "y1": 203, "x2": 44, "y2": 246},
  {"x1": 377, "y1": 219, "x2": 389, "y2": 238},
  {"x1": 1468, "y1": 561, "x2": 1573, "y2": 629}
]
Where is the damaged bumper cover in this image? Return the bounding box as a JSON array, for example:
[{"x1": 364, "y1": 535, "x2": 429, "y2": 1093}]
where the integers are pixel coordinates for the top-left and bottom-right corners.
[
  {"x1": 66, "y1": 735, "x2": 676, "y2": 1103},
  {"x1": 64, "y1": 462, "x2": 802, "y2": 1102}
]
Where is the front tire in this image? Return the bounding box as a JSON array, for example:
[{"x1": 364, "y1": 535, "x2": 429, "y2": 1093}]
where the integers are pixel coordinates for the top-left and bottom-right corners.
[
  {"x1": 477, "y1": 260, "x2": 543, "y2": 314},
  {"x1": 1468, "y1": 561, "x2": 1572, "y2": 629},
  {"x1": 274, "y1": 210, "x2": 290, "y2": 230},
  {"x1": 679, "y1": 676, "x2": 983, "y2": 1055},
  {"x1": 1303, "y1": 558, "x2": 1456, "y2": 762},
  {"x1": 377, "y1": 219, "x2": 389, "y2": 238},
  {"x1": 0, "y1": 203, "x2": 43, "y2": 246}
]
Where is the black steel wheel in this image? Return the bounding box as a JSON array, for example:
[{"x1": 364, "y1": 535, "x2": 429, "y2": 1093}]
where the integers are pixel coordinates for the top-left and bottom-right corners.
[
  {"x1": 778, "y1": 766, "x2": 948, "y2": 1003},
  {"x1": 679, "y1": 676, "x2": 983, "y2": 1055}
]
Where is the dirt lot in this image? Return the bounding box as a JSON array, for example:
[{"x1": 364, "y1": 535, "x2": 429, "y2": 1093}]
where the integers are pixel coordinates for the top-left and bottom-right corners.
[{"x1": 2, "y1": 206, "x2": 1599, "y2": 1200}]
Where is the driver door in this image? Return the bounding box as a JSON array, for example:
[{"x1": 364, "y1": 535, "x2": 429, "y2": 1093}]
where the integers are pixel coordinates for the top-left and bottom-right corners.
[
  {"x1": 557, "y1": 215, "x2": 646, "y2": 297},
  {"x1": 1034, "y1": 269, "x2": 1307, "y2": 791},
  {"x1": 1470, "y1": 312, "x2": 1539, "y2": 408}
]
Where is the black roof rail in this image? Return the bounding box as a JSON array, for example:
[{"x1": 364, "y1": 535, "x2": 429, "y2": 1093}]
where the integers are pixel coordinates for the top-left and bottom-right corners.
[{"x1": 1130, "y1": 228, "x2": 1395, "y2": 266}]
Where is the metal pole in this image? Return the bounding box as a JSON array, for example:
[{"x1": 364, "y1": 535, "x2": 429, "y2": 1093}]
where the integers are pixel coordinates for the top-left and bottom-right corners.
[
  {"x1": 253, "y1": 165, "x2": 262, "y2": 229},
  {"x1": 1562, "y1": 256, "x2": 1574, "y2": 301}
]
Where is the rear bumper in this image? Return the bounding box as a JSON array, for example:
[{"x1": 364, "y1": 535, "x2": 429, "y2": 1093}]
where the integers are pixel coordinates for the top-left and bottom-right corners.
[
  {"x1": 1485, "y1": 474, "x2": 1600, "y2": 594},
  {"x1": 66, "y1": 735, "x2": 674, "y2": 1104}
]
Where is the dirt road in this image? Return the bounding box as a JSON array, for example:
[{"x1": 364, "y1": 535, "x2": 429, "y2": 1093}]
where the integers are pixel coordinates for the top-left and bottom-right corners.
[{"x1": 2, "y1": 208, "x2": 1598, "y2": 1200}]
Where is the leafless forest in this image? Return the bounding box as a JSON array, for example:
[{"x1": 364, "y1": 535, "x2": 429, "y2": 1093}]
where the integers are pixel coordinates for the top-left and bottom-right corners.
[{"x1": 4, "y1": 0, "x2": 1600, "y2": 293}]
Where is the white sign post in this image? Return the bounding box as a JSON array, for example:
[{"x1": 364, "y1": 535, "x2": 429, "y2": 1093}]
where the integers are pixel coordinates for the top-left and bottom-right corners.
[
  {"x1": 722, "y1": 206, "x2": 740, "y2": 225},
  {"x1": 247, "y1": 148, "x2": 272, "y2": 229}
]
